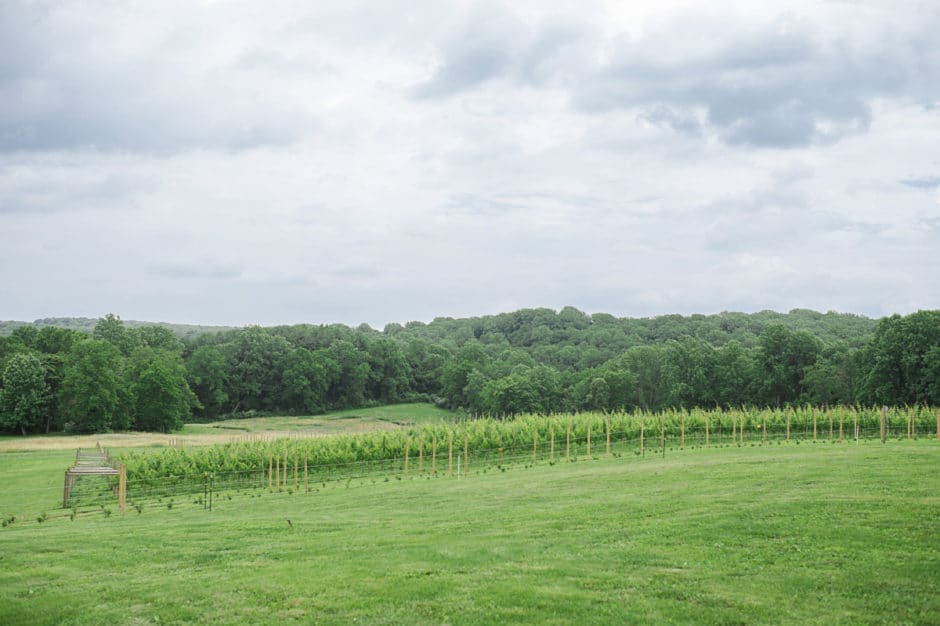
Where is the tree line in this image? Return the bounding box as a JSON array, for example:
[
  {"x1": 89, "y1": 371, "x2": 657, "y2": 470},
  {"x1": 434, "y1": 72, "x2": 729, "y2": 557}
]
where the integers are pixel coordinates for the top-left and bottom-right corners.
[{"x1": 0, "y1": 308, "x2": 937, "y2": 434}]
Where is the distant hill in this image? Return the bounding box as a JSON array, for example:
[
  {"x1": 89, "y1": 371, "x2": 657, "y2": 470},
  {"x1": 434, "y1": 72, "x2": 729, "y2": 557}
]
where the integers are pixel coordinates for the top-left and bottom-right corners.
[{"x1": 0, "y1": 317, "x2": 237, "y2": 340}]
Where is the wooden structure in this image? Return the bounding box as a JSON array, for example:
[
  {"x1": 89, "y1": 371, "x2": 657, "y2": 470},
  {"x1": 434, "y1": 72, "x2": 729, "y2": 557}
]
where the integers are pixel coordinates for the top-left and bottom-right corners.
[{"x1": 63, "y1": 447, "x2": 123, "y2": 510}]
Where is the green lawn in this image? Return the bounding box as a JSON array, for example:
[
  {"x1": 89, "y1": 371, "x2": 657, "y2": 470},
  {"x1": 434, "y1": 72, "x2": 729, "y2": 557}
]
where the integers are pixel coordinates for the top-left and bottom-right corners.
[
  {"x1": 179, "y1": 402, "x2": 462, "y2": 435},
  {"x1": 1, "y1": 441, "x2": 938, "y2": 624}
]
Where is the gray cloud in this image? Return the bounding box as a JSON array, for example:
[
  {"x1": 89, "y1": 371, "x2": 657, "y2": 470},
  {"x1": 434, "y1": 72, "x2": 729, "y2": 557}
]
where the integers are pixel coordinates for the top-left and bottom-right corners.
[
  {"x1": 901, "y1": 176, "x2": 940, "y2": 189},
  {"x1": 0, "y1": 2, "x2": 318, "y2": 152},
  {"x1": 1, "y1": 2, "x2": 938, "y2": 326}
]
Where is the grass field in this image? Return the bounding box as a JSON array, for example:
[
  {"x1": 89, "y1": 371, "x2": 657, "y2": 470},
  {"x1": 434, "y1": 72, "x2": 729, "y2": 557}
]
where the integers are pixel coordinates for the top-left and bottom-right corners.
[
  {"x1": 0, "y1": 403, "x2": 462, "y2": 452},
  {"x1": 1, "y1": 439, "x2": 938, "y2": 624}
]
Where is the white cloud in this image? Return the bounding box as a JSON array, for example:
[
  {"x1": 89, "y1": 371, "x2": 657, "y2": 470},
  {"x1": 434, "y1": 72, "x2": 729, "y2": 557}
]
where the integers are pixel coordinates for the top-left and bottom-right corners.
[{"x1": 0, "y1": 1, "x2": 938, "y2": 326}]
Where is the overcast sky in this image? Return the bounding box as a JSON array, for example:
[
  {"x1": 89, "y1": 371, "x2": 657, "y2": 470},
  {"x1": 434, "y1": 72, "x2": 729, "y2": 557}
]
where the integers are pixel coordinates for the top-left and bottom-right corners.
[{"x1": 1, "y1": 0, "x2": 939, "y2": 327}]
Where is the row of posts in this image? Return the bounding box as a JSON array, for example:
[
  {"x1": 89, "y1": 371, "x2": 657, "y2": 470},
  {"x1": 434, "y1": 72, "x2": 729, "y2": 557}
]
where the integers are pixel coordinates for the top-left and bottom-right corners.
[{"x1": 262, "y1": 407, "x2": 938, "y2": 487}]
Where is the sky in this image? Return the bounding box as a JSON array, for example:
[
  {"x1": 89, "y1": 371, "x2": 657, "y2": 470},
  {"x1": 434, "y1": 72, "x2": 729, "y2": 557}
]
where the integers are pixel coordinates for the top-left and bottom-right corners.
[{"x1": 1, "y1": 0, "x2": 939, "y2": 328}]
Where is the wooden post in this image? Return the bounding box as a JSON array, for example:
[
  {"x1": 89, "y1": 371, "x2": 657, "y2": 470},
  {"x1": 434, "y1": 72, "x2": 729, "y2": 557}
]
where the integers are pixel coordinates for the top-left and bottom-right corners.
[
  {"x1": 881, "y1": 406, "x2": 888, "y2": 443},
  {"x1": 419, "y1": 439, "x2": 424, "y2": 474},
  {"x1": 786, "y1": 409, "x2": 791, "y2": 443},
  {"x1": 732, "y1": 415, "x2": 737, "y2": 444},
  {"x1": 660, "y1": 416, "x2": 665, "y2": 454},
  {"x1": 284, "y1": 454, "x2": 289, "y2": 489},
  {"x1": 907, "y1": 410, "x2": 912, "y2": 440},
  {"x1": 606, "y1": 417, "x2": 611, "y2": 458},
  {"x1": 463, "y1": 434, "x2": 468, "y2": 477},
  {"x1": 566, "y1": 422, "x2": 571, "y2": 462},
  {"x1": 404, "y1": 438, "x2": 410, "y2": 477},
  {"x1": 813, "y1": 409, "x2": 817, "y2": 442},
  {"x1": 550, "y1": 426, "x2": 555, "y2": 461},
  {"x1": 839, "y1": 408, "x2": 844, "y2": 442},
  {"x1": 268, "y1": 455, "x2": 273, "y2": 490},
  {"x1": 275, "y1": 454, "x2": 280, "y2": 491},
  {"x1": 294, "y1": 448, "x2": 298, "y2": 491},
  {"x1": 936, "y1": 408, "x2": 940, "y2": 441},
  {"x1": 762, "y1": 412, "x2": 767, "y2": 444},
  {"x1": 304, "y1": 450, "x2": 308, "y2": 494},
  {"x1": 432, "y1": 434, "x2": 437, "y2": 476},
  {"x1": 448, "y1": 432, "x2": 453, "y2": 477},
  {"x1": 640, "y1": 423, "x2": 645, "y2": 456},
  {"x1": 829, "y1": 412, "x2": 833, "y2": 441},
  {"x1": 681, "y1": 412, "x2": 685, "y2": 450},
  {"x1": 587, "y1": 422, "x2": 592, "y2": 459},
  {"x1": 705, "y1": 414, "x2": 709, "y2": 448},
  {"x1": 853, "y1": 409, "x2": 858, "y2": 441},
  {"x1": 532, "y1": 429, "x2": 538, "y2": 465},
  {"x1": 119, "y1": 464, "x2": 126, "y2": 514}
]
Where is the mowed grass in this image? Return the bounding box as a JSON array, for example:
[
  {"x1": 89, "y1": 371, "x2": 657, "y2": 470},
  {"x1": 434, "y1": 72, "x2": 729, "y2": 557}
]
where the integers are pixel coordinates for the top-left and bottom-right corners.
[
  {"x1": 1, "y1": 442, "x2": 938, "y2": 625},
  {"x1": 181, "y1": 402, "x2": 461, "y2": 435},
  {"x1": 0, "y1": 403, "x2": 462, "y2": 452}
]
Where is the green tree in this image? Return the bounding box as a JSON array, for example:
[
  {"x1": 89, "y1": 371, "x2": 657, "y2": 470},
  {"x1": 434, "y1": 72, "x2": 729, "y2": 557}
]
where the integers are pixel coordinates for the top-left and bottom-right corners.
[
  {"x1": 94, "y1": 313, "x2": 141, "y2": 356},
  {"x1": 280, "y1": 348, "x2": 338, "y2": 414},
  {"x1": 186, "y1": 345, "x2": 230, "y2": 419},
  {"x1": 856, "y1": 311, "x2": 940, "y2": 405},
  {"x1": 757, "y1": 325, "x2": 820, "y2": 406},
  {"x1": 130, "y1": 349, "x2": 194, "y2": 432},
  {"x1": 0, "y1": 352, "x2": 51, "y2": 435},
  {"x1": 58, "y1": 339, "x2": 124, "y2": 433}
]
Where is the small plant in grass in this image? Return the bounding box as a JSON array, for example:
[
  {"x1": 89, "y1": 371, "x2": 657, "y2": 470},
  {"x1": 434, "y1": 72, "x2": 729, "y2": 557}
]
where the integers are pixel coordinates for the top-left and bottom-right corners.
[
  {"x1": 167, "y1": 499, "x2": 174, "y2": 510},
  {"x1": 102, "y1": 507, "x2": 112, "y2": 518},
  {"x1": 135, "y1": 503, "x2": 144, "y2": 514},
  {"x1": 37, "y1": 512, "x2": 47, "y2": 523},
  {"x1": 2, "y1": 515, "x2": 15, "y2": 527}
]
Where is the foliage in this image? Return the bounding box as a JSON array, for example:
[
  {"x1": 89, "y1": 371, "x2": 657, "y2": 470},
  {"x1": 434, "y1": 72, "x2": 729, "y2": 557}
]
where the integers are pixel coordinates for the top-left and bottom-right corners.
[
  {"x1": 2, "y1": 308, "x2": 939, "y2": 435},
  {"x1": 0, "y1": 352, "x2": 51, "y2": 435}
]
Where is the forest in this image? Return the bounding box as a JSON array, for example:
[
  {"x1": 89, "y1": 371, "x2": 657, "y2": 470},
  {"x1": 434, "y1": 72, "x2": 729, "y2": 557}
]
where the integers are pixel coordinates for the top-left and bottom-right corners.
[{"x1": 0, "y1": 308, "x2": 938, "y2": 434}]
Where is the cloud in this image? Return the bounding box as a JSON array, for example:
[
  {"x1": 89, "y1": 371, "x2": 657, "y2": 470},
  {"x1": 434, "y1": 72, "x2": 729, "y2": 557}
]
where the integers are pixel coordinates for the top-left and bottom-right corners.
[
  {"x1": 413, "y1": 4, "x2": 940, "y2": 148},
  {"x1": 0, "y1": 2, "x2": 319, "y2": 153},
  {"x1": 412, "y1": 6, "x2": 587, "y2": 99},
  {"x1": 901, "y1": 176, "x2": 940, "y2": 189}
]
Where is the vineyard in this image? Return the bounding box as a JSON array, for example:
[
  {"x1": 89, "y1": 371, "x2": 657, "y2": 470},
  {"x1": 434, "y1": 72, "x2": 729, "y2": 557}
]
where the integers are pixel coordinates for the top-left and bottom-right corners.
[{"x1": 69, "y1": 405, "x2": 937, "y2": 510}]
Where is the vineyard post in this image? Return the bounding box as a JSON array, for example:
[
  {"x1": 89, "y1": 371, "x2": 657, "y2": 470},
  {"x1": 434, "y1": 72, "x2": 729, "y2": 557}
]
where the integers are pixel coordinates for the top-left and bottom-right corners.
[
  {"x1": 532, "y1": 429, "x2": 537, "y2": 465},
  {"x1": 762, "y1": 412, "x2": 767, "y2": 444},
  {"x1": 268, "y1": 455, "x2": 273, "y2": 490},
  {"x1": 640, "y1": 422, "x2": 645, "y2": 457},
  {"x1": 705, "y1": 414, "x2": 709, "y2": 448},
  {"x1": 936, "y1": 408, "x2": 939, "y2": 440},
  {"x1": 404, "y1": 438, "x2": 410, "y2": 477},
  {"x1": 432, "y1": 435, "x2": 437, "y2": 476},
  {"x1": 681, "y1": 412, "x2": 685, "y2": 450},
  {"x1": 853, "y1": 409, "x2": 858, "y2": 442},
  {"x1": 732, "y1": 414, "x2": 736, "y2": 445},
  {"x1": 566, "y1": 422, "x2": 571, "y2": 463},
  {"x1": 448, "y1": 432, "x2": 453, "y2": 478},
  {"x1": 284, "y1": 454, "x2": 289, "y2": 490},
  {"x1": 550, "y1": 426, "x2": 555, "y2": 461},
  {"x1": 839, "y1": 408, "x2": 844, "y2": 442},
  {"x1": 419, "y1": 439, "x2": 423, "y2": 474},
  {"x1": 813, "y1": 409, "x2": 818, "y2": 442},
  {"x1": 587, "y1": 422, "x2": 592, "y2": 459},
  {"x1": 786, "y1": 409, "x2": 791, "y2": 443},
  {"x1": 276, "y1": 454, "x2": 280, "y2": 491},
  {"x1": 463, "y1": 434, "x2": 468, "y2": 477},
  {"x1": 294, "y1": 448, "x2": 298, "y2": 492},
  {"x1": 907, "y1": 410, "x2": 912, "y2": 440},
  {"x1": 304, "y1": 450, "x2": 308, "y2": 494},
  {"x1": 881, "y1": 406, "x2": 888, "y2": 444},
  {"x1": 606, "y1": 417, "x2": 611, "y2": 458},
  {"x1": 660, "y1": 415, "x2": 665, "y2": 459},
  {"x1": 829, "y1": 412, "x2": 833, "y2": 441},
  {"x1": 119, "y1": 463, "x2": 126, "y2": 514}
]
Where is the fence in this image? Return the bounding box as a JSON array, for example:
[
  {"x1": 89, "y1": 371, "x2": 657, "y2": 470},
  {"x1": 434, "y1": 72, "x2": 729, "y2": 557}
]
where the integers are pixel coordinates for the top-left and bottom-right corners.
[{"x1": 60, "y1": 406, "x2": 940, "y2": 514}]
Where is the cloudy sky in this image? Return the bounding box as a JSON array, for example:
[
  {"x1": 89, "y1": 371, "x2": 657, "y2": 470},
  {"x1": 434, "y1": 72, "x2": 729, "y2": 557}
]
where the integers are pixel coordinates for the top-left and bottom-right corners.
[{"x1": 1, "y1": 0, "x2": 939, "y2": 327}]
